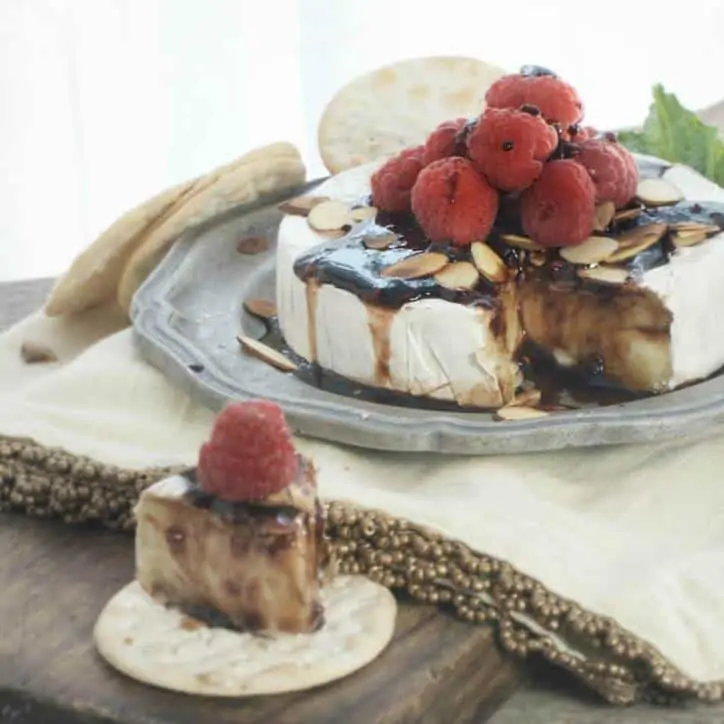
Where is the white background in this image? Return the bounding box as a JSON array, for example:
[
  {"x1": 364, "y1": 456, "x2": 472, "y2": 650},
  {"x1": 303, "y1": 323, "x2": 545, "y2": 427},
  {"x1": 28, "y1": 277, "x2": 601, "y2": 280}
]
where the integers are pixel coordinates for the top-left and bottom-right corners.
[{"x1": 1, "y1": 0, "x2": 723, "y2": 281}]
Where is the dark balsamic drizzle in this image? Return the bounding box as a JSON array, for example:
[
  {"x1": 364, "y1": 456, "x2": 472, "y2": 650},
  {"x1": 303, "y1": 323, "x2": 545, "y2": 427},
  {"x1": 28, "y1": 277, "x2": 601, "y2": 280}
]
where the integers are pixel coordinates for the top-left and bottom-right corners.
[{"x1": 180, "y1": 471, "x2": 301, "y2": 529}]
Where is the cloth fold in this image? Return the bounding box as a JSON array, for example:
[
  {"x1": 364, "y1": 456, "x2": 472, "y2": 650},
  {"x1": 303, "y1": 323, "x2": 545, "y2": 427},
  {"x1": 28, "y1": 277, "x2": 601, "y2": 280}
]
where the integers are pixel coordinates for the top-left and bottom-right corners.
[{"x1": 2, "y1": 305, "x2": 724, "y2": 705}]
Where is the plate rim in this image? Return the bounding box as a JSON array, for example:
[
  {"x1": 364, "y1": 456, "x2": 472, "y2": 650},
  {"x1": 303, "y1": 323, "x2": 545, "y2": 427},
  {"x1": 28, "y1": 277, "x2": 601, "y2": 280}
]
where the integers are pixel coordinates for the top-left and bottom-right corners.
[{"x1": 131, "y1": 178, "x2": 724, "y2": 455}]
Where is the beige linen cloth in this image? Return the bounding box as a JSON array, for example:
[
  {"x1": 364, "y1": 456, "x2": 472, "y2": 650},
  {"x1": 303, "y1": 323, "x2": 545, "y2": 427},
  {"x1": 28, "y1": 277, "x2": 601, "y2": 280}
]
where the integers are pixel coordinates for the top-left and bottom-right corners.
[{"x1": 3, "y1": 296, "x2": 724, "y2": 706}]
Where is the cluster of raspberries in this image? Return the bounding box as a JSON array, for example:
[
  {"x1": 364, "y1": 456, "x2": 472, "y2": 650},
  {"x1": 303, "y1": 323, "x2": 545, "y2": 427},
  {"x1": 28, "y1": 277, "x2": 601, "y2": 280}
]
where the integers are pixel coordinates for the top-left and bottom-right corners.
[{"x1": 370, "y1": 66, "x2": 638, "y2": 248}]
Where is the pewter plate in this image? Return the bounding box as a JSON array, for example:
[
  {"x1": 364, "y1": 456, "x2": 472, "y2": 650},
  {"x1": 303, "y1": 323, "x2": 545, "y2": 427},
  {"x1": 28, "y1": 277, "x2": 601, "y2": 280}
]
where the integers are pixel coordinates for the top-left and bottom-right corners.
[{"x1": 131, "y1": 180, "x2": 724, "y2": 456}]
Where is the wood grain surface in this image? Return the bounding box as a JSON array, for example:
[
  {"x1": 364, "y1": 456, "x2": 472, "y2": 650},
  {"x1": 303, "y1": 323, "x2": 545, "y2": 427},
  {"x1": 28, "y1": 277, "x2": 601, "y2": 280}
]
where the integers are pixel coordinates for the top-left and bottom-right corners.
[
  {"x1": 0, "y1": 278, "x2": 522, "y2": 723},
  {"x1": 0, "y1": 513, "x2": 521, "y2": 724}
]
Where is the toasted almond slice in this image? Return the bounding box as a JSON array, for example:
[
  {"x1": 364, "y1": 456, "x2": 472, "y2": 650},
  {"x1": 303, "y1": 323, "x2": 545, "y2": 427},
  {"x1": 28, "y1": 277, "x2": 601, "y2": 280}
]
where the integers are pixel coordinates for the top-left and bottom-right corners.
[
  {"x1": 615, "y1": 222, "x2": 667, "y2": 249},
  {"x1": 670, "y1": 222, "x2": 720, "y2": 234},
  {"x1": 560, "y1": 236, "x2": 619, "y2": 265},
  {"x1": 577, "y1": 266, "x2": 630, "y2": 286},
  {"x1": 237, "y1": 336, "x2": 297, "y2": 372},
  {"x1": 606, "y1": 238, "x2": 660, "y2": 263},
  {"x1": 593, "y1": 201, "x2": 616, "y2": 231},
  {"x1": 500, "y1": 233, "x2": 544, "y2": 251},
  {"x1": 20, "y1": 341, "x2": 58, "y2": 364},
  {"x1": 470, "y1": 242, "x2": 508, "y2": 282},
  {"x1": 307, "y1": 200, "x2": 352, "y2": 232},
  {"x1": 278, "y1": 195, "x2": 330, "y2": 217},
  {"x1": 244, "y1": 297, "x2": 277, "y2": 320},
  {"x1": 434, "y1": 261, "x2": 480, "y2": 290},
  {"x1": 350, "y1": 206, "x2": 378, "y2": 222},
  {"x1": 635, "y1": 178, "x2": 683, "y2": 207},
  {"x1": 381, "y1": 252, "x2": 449, "y2": 279},
  {"x1": 672, "y1": 230, "x2": 709, "y2": 248},
  {"x1": 613, "y1": 207, "x2": 643, "y2": 224},
  {"x1": 505, "y1": 388, "x2": 542, "y2": 408},
  {"x1": 236, "y1": 236, "x2": 269, "y2": 254},
  {"x1": 494, "y1": 406, "x2": 550, "y2": 421},
  {"x1": 363, "y1": 230, "x2": 396, "y2": 250}
]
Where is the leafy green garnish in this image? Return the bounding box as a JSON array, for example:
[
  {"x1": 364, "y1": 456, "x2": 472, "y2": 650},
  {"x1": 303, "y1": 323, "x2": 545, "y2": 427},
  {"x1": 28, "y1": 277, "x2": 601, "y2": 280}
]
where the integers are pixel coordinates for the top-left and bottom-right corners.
[{"x1": 618, "y1": 84, "x2": 724, "y2": 186}]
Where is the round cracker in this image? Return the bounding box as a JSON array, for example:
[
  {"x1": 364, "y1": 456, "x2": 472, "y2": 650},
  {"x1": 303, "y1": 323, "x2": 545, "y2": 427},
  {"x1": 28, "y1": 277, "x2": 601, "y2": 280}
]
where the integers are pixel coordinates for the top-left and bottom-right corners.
[
  {"x1": 94, "y1": 575, "x2": 397, "y2": 697},
  {"x1": 318, "y1": 55, "x2": 508, "y2": 174}
]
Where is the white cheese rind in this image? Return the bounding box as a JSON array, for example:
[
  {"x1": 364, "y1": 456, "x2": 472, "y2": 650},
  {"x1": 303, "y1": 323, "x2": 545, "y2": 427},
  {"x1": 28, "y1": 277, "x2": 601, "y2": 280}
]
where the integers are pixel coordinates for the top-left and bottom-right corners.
[
  {"x1": 642, "y1": 167, "x2": 724, "y2": 388},
  {"x1": 276, "y1": 163, "x2": 522, "y2": 407}
]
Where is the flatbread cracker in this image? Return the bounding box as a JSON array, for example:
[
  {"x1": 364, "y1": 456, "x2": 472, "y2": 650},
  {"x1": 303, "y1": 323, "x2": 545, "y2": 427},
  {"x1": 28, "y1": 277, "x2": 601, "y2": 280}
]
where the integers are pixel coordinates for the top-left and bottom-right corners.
[
  {"x1": 94, "y1": 576, "x2": 397, "y2": 697},
  {"x1": 44, "y1": 178, "x2": 198, "y2": 317},
  {"x1": 45, "y1": 142, "x2": 301, "y2": 319},
  {"x1": 318, "y1": 56, "x2": 507, "y2": 174},
  {"x1": 116, "y1": 152, "x2": 306, "y2": 316}
]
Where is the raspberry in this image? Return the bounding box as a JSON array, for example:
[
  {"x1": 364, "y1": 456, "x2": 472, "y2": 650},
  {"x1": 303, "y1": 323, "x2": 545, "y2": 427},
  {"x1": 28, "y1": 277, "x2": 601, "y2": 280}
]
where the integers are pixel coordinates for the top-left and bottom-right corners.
[
  {"x1": 370, "y1": 146, "x2": 425, "y2": 212},
  {"x1": 486, "y1": 74, "x2": 583, "y2": 128},
  {"x1": 197, "y1": 400, "x2": 299, "y2": 502},
  {"x1": 410, "y1": 157, "x2": 499, "y2": 247},
  {"x1": 484, "y1": 75, "x2": 527, "y2": 112},
  {"x1": 520, "y1": 159, "x2": 596, "y2": 247},
  {"x1": 467, "y1": 107, "x2": 558, "y2": 192},
  {"x1": 421, "y1": 117, "x2": 468, "y2": 165},
  {"x1": 565, "y1": 124, "x2": 597, "y2": 144},
  {"x1": 575, "y1": 137, "x2": 639, "y2": 208}
]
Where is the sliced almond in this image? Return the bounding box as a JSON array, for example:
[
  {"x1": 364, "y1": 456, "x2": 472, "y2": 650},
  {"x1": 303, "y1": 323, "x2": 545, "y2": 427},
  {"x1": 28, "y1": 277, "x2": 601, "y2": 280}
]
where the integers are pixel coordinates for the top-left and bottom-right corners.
[
  {"x1": 278, "y1": 195, "x2": 330, "y2": 217},
  {"x1": 670, "y1": 221, "x2": 720, "y2": 234},
  {"x1": 381, "y1": 252, "x2": 449, "y2": 279},
  {"x1": 635, "y1": 178, "x2": 683, "y2": 207},
  {"x1": 237, "y1": 336, "x2": 297, "y2": 373},
  {"x1": 671, "y1": 230, "x2": 709, "y2": 248},
  {"x1": 606, "y1": 240, "x2": 655, "y2": 263},
  {"x1": 505, "y1": 388, "x2": 543, "y2": 408},
  {"x1": 243, "y1": 297, "x2": 277, "y2": 320},
  {"x1": 20, "y1": 341, "x2": 58, "y2": 364},
  {"x1": 470, "y1": 242, "x2": 508, "y2": 283},
  {"x1": 363, "y1": 229, "x2": 396, "y2": 250},
  {"x1": 434, "y1": 261, "x2": 480, "y2": 290},
  {"x1": 500, "y1": 233, "x2": 544, "y2": 251},
  {"x1": 494, "y1": 406, "x2": 550, "y2": 421},
  {"x1": 236, "y1": 236, "x2": 269, "y2": 254},
  {"x1": 614, "y1": 222, "x2": 667, "y2": 250},
  {"x1": 349, "y1": 205, "x2": 377, "y2": 222},
  {"x1": 613, "y1": 207, "x2": 642, "y2": 224},
  {"x1": 577, "y1": 266, "x2": 630, "y2": 286},
  {"x1": 307, "y1": 200, "x2": 352, "y2": 232},
  {"x1": 593, "y1": 201, "x2": 616, "y2": 231},
  {"x1": 560, "y1": 236, "x2": 619, "y2": 265}
]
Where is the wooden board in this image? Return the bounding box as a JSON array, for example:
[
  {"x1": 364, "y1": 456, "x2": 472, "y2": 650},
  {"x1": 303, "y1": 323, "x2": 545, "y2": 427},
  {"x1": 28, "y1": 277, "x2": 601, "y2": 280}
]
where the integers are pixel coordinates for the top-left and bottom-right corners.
[{"x1": 0, "y1": 511, "x2": 522, "y2": 723}]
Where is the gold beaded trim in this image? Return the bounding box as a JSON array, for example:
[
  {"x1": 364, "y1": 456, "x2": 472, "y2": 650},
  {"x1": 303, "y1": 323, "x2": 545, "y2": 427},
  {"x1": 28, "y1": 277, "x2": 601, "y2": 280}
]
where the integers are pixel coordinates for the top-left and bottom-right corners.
[{"x1": 1, "y1": 435, "x2": 721, "y2": 706}]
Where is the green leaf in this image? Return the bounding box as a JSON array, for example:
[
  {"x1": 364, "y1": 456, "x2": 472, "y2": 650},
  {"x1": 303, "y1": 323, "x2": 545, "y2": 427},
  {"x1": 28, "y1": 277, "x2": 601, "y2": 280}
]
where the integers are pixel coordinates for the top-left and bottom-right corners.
[{"x1": 618, "y1": 84, "x2": 724, "y2": 186}]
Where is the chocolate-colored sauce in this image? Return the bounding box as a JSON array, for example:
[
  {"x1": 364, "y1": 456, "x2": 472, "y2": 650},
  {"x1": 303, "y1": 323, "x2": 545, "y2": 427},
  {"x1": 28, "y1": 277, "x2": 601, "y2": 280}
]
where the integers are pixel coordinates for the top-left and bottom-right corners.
[
  {"x1": 293, "y1": 218, "x2": 499, "y2": 310},
  {"x1": 176, "y1": 470, "x2": 326, "y2": 633}
]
